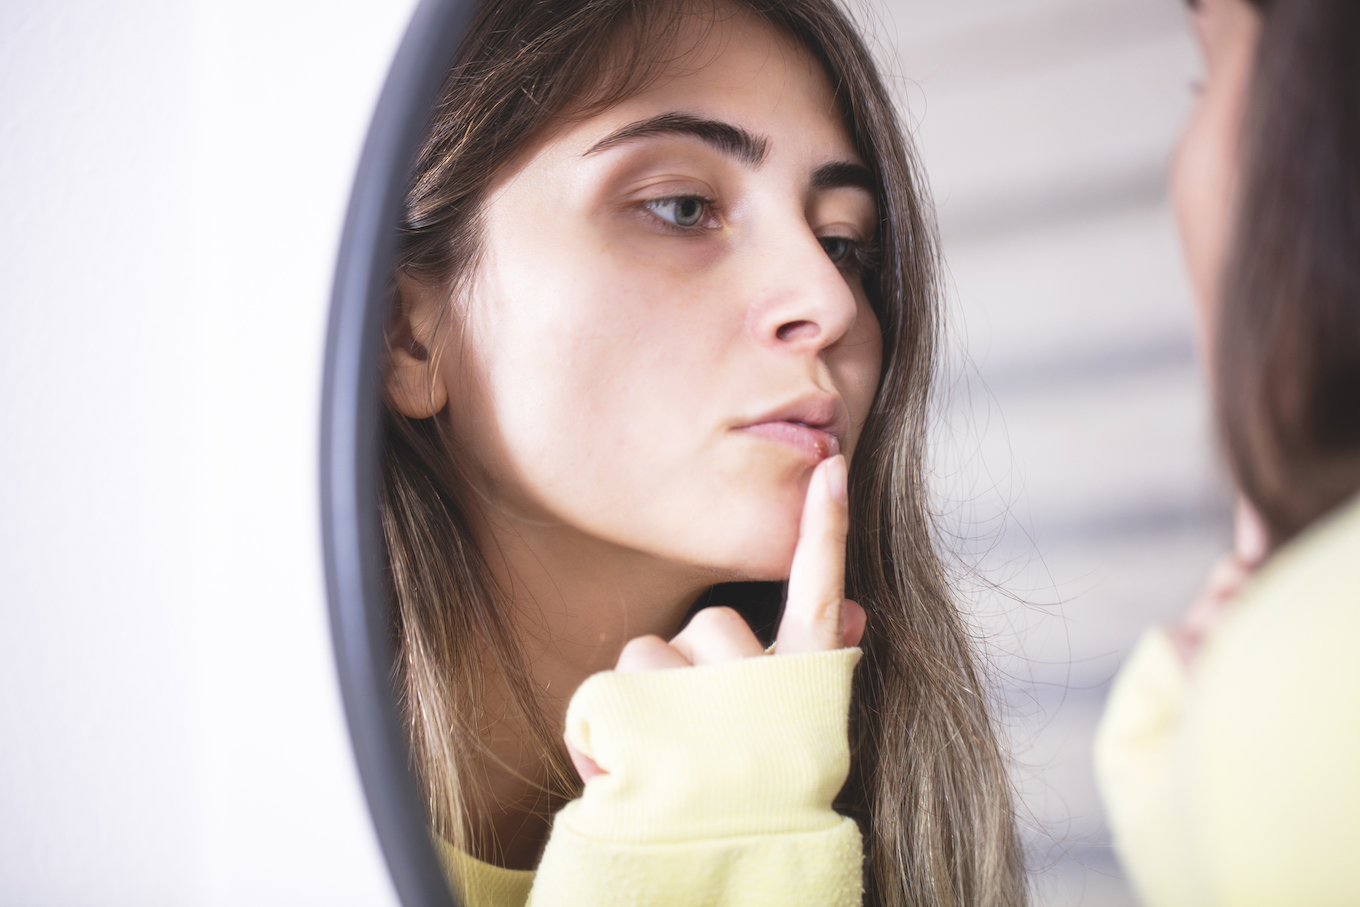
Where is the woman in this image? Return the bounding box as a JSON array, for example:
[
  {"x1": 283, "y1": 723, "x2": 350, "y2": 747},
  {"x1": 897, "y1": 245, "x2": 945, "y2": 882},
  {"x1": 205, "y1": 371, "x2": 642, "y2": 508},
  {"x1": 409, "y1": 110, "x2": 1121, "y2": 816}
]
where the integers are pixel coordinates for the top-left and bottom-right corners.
[
  {"x1": 1095, "y1": 1, "x2": 1360, "y2": 904},
  {"x1": 381, "y1": 0, "x2": 1026, "y2": 905}
]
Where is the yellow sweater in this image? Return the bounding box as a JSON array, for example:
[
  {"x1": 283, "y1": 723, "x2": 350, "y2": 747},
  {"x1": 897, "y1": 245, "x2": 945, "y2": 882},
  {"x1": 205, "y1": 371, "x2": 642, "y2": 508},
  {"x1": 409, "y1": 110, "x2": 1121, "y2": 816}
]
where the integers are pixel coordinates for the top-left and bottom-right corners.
[
  {"x1": 435, "y1": 648, "x2": 864, "y2": 907},
  {"x1": 1094, "y1": 494, "x2": 1360, "y2": 907}
]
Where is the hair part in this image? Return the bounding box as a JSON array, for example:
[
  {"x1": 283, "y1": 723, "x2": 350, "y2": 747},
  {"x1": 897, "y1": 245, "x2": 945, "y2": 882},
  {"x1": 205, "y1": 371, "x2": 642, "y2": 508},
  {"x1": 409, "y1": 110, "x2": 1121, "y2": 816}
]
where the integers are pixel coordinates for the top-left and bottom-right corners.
[{"x1": 383, "y1": 1, "x2": 1027, "y2": 903}]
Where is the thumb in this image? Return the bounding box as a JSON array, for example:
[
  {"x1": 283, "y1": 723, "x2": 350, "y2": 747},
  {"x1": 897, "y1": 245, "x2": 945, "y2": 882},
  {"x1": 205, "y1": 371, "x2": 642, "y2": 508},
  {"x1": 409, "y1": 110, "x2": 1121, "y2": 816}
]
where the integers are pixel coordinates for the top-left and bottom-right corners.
[{"x1": 565, "y1": 734, "x2": 606, "y2": 783}]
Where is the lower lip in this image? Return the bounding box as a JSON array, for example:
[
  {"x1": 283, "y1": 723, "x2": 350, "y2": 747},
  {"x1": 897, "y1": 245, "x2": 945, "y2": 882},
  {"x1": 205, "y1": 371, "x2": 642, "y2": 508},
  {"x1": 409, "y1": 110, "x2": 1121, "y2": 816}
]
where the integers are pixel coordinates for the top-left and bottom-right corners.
[{"x1": 738, "y1": 421, "x2": 841, "y2": 461}]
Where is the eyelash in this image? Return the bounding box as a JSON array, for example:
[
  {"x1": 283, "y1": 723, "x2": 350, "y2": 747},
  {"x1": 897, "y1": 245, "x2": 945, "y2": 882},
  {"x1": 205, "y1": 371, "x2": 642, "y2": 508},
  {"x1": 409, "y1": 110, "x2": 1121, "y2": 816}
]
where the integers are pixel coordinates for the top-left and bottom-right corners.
[
  {"x1": 830, "y1": 235, "x2": 880, "y2": 277},
  {"x1": 643, "y1": 194, "x2": 719, "y2": 233},
  {"x1": 641, "y1": 194, "x2": 879, "y2": 275}
]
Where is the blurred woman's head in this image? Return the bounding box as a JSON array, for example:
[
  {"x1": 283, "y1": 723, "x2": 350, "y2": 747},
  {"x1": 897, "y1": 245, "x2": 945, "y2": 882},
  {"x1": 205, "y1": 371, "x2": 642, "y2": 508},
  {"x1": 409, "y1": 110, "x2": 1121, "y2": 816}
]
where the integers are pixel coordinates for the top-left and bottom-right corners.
[
  {"x1": 380, "y1": 0, "x2": 1024, "y2": 902},
  {"x1": 1175, "y1": 0, "x2": 1360, "y2": 546}
]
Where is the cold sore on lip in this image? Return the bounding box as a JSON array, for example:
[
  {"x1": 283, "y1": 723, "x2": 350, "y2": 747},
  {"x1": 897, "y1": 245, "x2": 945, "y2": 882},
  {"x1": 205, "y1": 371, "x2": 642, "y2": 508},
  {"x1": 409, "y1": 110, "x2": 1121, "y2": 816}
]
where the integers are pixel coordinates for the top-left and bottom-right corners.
[{"x1": 738, "y1": 420, "x2": 841, "y2": 461}]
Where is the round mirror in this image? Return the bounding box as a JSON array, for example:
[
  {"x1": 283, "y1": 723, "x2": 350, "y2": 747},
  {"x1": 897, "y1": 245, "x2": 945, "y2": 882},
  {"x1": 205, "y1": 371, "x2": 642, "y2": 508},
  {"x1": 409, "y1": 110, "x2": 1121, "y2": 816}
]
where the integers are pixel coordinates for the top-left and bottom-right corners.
[
  {"x1": 317, "y1": 2, "x2": 1215, "y2": 905},
  {"x1": 321, "y1": 1, "x2": 474, "y2": 904}
]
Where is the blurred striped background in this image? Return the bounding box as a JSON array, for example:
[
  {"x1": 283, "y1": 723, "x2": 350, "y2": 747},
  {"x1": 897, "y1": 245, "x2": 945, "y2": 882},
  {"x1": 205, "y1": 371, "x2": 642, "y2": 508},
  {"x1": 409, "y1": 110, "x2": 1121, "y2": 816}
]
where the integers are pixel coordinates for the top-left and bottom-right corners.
[{"x1": 863, "y1": 1, "x2": 1233, "y2": 903}]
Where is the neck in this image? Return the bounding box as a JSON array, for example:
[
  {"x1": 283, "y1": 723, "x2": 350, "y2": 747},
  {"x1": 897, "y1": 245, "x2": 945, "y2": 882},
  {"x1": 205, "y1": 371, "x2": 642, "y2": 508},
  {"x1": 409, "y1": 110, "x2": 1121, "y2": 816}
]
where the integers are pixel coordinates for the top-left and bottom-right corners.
[{"x1": 462, "y1": 496, "x2": 711, "y2": 869}]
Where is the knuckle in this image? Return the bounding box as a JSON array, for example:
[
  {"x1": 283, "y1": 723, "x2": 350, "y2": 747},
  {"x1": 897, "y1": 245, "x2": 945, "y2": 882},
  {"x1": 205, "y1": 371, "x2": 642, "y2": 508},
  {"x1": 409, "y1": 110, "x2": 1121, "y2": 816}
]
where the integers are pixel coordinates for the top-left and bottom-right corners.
[
  {"x1": 780, "y1": 595, "x2": 843, "y2": 645},
  {"x1": 816, "y1": 595, "x2": 843, "y2": 620},
  {"x1": 790, "y1": 595, "x2": 841, "y2": 624},
  {"x1": 616, "y1": 634, "x2": 687, "y2": 672},
  {"x1": 687, "y1": 606, "x2": 748, "y2": 636},
  {"x1": 619, "y1": 634, "x2": 668, "y2": 660}
]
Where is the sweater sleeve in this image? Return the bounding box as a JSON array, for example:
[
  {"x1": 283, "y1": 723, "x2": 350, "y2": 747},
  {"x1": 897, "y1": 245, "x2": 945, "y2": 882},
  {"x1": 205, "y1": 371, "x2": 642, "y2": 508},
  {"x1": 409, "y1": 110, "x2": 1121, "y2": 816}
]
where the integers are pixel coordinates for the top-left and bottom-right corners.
[
  {"x1": 1092, "y1": 628, "x2": 1202, "y2": 907},
  {"x1": 527, "y1": 648, "x2": 864, "y2": 907}
]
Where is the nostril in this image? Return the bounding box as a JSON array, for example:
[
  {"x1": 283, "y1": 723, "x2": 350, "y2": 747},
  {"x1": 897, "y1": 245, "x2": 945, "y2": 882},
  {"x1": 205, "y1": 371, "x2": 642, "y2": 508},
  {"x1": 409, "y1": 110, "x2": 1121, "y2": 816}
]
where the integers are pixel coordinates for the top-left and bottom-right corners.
[{"x1": 776, "y1": 320, "x2": 819, "y2": 342}]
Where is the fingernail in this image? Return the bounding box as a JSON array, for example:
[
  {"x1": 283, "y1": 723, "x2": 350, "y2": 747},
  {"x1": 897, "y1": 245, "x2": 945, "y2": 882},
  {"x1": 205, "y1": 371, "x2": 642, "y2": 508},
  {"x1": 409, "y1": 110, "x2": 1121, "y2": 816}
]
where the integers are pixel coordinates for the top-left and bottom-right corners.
[{"x1": 825, "y1": 454, "x2": 848, "y2": 505}]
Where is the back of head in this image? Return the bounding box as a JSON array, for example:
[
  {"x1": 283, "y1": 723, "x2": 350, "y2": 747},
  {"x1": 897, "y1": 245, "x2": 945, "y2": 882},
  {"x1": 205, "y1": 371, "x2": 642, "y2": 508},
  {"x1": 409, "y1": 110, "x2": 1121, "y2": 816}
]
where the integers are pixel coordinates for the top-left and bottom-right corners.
[{"x1": 1220, "y1": 0, "x2": 1360, "y2": 546}]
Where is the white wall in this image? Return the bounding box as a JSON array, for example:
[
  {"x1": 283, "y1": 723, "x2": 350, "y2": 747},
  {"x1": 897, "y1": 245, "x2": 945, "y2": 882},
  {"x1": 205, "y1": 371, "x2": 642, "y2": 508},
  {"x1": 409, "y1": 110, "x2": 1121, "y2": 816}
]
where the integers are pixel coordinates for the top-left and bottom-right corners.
[{"x1": 0, "y1": 2, "x2": 416, "y2": 902}]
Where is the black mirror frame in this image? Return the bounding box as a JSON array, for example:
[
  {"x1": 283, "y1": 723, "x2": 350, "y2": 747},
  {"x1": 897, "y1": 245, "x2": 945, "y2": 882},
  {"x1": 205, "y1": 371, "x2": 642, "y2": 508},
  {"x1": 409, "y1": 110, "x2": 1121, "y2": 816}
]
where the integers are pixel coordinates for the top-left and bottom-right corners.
[{"x1": 321, "y1": 1, "x2": 474, "y2": 904}]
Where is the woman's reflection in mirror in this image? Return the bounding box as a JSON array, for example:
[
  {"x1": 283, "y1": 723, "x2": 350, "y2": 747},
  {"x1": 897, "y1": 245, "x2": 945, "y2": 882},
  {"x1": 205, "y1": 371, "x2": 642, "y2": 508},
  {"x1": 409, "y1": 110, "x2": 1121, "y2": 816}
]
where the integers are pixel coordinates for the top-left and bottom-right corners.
[
  {"x1": 1096, "y1": 1, "x2": 1360, "y2": 904},
  {"x1": 381, "y1": 1, "x2": 1025, "y2": 904}
]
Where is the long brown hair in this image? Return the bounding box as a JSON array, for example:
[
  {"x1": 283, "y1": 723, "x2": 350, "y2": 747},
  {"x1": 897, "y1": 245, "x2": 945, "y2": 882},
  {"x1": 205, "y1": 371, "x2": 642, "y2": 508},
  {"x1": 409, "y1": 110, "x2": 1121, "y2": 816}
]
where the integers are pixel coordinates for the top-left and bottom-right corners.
[
  {"x1": 382, "y1": 1, "x2": 1026, "y2": 904},
  {"x1": 1218, "y1": 0, "x2": 1360, "y2": 546}
]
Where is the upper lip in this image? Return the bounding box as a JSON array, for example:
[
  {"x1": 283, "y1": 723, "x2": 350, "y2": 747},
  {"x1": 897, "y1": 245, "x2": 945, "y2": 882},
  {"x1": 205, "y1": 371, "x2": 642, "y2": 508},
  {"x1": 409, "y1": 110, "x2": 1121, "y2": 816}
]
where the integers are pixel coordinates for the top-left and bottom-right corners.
[{"x1": 736, "y1": 393, "x2": 849, "y2": 445}]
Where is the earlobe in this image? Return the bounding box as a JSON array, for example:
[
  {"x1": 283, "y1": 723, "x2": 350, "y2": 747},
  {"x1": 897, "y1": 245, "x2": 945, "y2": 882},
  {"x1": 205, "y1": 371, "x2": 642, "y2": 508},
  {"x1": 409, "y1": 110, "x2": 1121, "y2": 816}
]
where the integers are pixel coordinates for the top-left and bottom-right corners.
[{"x1": 385, "y1": 274, "x2": 450, "y2": 419}]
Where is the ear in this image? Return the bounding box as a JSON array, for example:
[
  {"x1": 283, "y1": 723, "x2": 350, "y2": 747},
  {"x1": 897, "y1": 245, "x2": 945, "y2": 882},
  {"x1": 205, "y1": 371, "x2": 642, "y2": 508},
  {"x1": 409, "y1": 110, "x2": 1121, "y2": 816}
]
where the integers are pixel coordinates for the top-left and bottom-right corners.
[{"x1": 385, "y1": 273, "x2": 450, "y2": 419}]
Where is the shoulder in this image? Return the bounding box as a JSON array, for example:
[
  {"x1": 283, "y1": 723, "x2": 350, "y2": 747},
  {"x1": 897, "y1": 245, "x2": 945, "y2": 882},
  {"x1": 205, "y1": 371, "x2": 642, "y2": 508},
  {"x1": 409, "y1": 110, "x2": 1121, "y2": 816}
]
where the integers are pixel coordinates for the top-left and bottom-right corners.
[
  {"x1": 1201, "y1": 491, "x2": 1360, "y2": 694},
  {"x1": 432, "y1": 836, "x2": 536, "y2": 907},
  {"x1": 1186, "y1": 492, "x2": 1360, "y2": 903}
]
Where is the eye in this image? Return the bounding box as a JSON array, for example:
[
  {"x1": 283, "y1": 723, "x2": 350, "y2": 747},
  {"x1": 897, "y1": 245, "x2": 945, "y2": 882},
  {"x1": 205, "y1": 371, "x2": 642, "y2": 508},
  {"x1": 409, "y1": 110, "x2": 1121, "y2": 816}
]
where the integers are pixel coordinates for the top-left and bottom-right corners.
[
  {"x1": 646, "y1": 196, "x2": 709, "y2": 228},
  {"x1": 819, "y1": 236, "x2": 853, "y2": 263}
]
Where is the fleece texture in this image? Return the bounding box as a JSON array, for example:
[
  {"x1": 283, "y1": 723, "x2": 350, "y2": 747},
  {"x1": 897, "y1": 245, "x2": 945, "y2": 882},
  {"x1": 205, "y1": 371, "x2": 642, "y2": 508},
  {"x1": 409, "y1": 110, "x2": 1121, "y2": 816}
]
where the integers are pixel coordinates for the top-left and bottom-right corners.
[
  {"x1": 1096, "y1": 494, "x2": 1360, "y2": 907},
  {"x1": 436, "y1": 647, "x2": 864, "y2": 907}
]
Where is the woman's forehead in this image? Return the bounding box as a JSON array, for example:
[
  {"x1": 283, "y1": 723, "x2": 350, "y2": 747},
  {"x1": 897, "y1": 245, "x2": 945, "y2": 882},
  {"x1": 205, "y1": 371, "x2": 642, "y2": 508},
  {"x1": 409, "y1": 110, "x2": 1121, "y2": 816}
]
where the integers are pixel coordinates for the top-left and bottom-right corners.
[
  {"x1": 482, "y1": 6, "x2": 863, "y2": 207},
  {"x1": 634, "y1": 12, "x2": 833, "y2": 114},
  {"x1": 563, "y1": 24, "x2": 854, "y2": 166}
]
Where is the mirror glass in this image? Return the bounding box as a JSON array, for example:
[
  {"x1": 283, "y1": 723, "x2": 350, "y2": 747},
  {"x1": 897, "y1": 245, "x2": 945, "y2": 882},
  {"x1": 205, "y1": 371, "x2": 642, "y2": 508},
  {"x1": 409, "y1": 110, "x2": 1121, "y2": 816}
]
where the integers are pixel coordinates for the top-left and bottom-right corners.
[{"x1": 327, "y1": 2, "x2": 1219, "y2": 906}]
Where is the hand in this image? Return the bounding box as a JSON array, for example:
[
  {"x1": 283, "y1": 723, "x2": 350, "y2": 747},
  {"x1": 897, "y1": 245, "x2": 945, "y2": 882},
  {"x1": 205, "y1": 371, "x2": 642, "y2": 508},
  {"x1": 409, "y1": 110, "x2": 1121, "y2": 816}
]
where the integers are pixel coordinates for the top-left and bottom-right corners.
[
  {"x1": 567, "y1": 454, "x2": 867, "y2": 783},
  {"x1": 1166, "y1": 497, "x2": 1268, "y2": 673}
]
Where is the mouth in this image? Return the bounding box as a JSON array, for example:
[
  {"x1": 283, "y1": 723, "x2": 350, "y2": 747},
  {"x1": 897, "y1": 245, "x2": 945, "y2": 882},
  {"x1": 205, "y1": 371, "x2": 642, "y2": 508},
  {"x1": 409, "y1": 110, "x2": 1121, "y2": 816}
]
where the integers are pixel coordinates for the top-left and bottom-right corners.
[{"x1": 733, "y1": 395, "x2": 847, "y2": 462}]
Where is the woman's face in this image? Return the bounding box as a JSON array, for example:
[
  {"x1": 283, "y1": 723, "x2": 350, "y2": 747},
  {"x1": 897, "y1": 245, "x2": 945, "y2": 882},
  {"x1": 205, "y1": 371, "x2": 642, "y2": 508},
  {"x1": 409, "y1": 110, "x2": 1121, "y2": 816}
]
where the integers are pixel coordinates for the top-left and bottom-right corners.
[
  {"x1": 399, "y1": 11, "x2": 882, "y2": 582},
  {"x1": 1172, "y1": 0, "x2": 1261, "y2": 361}
]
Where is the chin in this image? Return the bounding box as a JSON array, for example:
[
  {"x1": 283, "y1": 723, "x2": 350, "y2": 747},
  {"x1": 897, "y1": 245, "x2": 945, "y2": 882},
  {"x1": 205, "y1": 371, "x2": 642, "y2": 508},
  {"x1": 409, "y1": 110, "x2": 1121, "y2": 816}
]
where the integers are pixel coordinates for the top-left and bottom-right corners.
[
  {"x1": 710, "y1": 549, "x2": 795, "y2": 583},
  {"x1": 698, "y1": 495, "x2": 804, "y2": 581}
]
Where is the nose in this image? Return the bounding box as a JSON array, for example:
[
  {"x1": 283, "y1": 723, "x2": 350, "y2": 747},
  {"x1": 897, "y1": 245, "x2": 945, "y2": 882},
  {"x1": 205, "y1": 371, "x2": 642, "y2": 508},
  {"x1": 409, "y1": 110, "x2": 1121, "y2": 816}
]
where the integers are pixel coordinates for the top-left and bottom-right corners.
[{"x1": 746, "y1": 227, "x2": 862, "y2": 355}]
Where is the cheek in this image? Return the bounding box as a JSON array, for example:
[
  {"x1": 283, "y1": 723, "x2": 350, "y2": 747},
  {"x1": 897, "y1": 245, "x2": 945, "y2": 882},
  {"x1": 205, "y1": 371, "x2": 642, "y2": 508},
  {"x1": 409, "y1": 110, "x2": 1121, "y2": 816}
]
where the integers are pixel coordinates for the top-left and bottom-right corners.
[
  {"x1": 460, "y1": 233, "x2": 725, "y2": 514},
  {"x1": 837, "y1": 299, "x2": 884, "y2": 457},
  {"x1": 1172, "y1": 6, "x2": 1259, "y2": 364},
  {"x1": 1172, "y1": 107, "x2": 1227, "y2": 341}
]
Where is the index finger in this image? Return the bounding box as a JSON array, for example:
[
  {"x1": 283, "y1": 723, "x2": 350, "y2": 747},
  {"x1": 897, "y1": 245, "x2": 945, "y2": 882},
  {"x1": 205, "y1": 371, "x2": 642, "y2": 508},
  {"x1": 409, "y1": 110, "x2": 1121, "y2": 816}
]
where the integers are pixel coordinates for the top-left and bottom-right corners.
[{"x1": 774, "y1": 454, "x2": 849, "y2": 655}]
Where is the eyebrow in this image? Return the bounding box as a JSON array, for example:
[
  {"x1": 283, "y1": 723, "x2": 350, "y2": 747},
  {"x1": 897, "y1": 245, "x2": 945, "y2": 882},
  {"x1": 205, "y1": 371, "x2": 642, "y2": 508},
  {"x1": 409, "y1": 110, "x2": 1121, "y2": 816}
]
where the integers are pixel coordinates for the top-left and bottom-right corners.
[
  {"x1": 585, "y1": 111, "x2": 876, "y2": 196},
  {"x1": 585, "y1": 112, "x2": 770, "y2": 166},
  {"x1": 811, "y1": 160, "x2": 876, "y2": 193}
]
